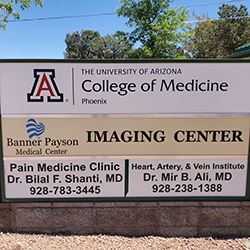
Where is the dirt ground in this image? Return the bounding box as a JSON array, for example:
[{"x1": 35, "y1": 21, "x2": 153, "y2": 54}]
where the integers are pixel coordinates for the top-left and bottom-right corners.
[{"x1": 1, "y1": 233, "x2": 250, "y2": 250}]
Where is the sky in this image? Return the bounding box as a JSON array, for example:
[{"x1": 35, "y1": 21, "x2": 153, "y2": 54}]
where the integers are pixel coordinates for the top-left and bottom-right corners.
[{"x1": 0, "y1": 0, "x2": 249, "y2": 59}]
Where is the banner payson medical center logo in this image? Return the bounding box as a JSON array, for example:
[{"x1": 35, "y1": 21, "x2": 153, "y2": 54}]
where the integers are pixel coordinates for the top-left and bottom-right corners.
[
  {"x1": 26, "y1": 119, "x2": 45, "y2": 139},
  {"x1": 27, "y1": 69, "x2": 63, "y2": 102}
]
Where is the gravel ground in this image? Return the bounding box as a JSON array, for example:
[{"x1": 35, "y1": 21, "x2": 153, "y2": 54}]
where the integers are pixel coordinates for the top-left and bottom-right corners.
[{"x1": 1, "y1": 233, "x2": 250, "y2": 250}]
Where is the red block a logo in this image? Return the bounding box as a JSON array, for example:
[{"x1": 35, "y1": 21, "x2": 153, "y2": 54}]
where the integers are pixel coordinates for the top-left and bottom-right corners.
[{"x1": 27, "y1": 69, "x2": 63, "y2": 102}]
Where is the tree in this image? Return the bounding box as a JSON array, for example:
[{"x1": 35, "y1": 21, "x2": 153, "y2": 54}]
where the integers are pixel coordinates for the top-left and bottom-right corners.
[
  {"x1": 184, "y1": 4, "x2": 250, "y2": 58},
  {"x1": 64, "y1": 30, "x2": 133, "y2": 59},
  {"x1": 183, "y1": 14, "x2": 221, "y2": 58},
  {"x1": 216, "y1": 4, "x2": 250, "y2": 55},
  {"x1": 90, "y1": 34, "x2": 133, "y2": 59},
  {"x1": 64, "y1": 30, "x2": 100, "y2": 59},
  {"x1": 0, "y1": 0, "x2": 43, "y2": 29},
  {"x1": 117, "y1": 0, "x2": 190, "y2": 58}
]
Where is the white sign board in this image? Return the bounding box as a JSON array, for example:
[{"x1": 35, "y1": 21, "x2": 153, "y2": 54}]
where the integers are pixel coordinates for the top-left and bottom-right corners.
[
  {"x1": 4, "y1": 157, "x2": 248, "y2": 199},
  {"x1": 4, "y1": 158, "x2": 125, "y2": 199},
  {"x1": 1, "y1": 62, "x2": 250, "y2": 114},
  {"x1": 127, "y1": 158, "x2": 248, "y2": 197}
]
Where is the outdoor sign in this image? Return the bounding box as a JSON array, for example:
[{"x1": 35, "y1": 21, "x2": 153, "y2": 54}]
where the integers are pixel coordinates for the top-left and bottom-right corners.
[
  {"x1": 4, "y1": 158, "x2": 125, "y2": 199},
  {"x1": 1, "y1": 117, "x2": 249, "y2": 157},
  {"x1": 0, "y1": 61, "x2": 250, "y2": 114},
  {"x1": 3, "y1": 157, "x2": 247, "y2": 199},
  {"x1": 127, "y1": 157, "x2": 248, "y2": 198},
  {"x1": 0, "y1": 60, "x2": 250, "y2": 202}
]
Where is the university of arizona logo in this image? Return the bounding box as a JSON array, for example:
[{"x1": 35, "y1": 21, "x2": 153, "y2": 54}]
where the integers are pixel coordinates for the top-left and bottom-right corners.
[
  {"x1": 26, "y1": 118, "x2": 45, "y2": 139},
  {"x1": 27, "y1": 69, "x2": 63, "y2": 102}
]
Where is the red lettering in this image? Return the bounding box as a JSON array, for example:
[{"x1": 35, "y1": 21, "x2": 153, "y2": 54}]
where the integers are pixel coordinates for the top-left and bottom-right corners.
[{"x1": 36, "y1": 73, "x2": 55, "y2": 96}]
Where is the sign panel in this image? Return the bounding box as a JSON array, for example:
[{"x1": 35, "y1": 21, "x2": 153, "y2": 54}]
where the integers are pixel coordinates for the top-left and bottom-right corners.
[
  {"x1": 1, "y1": 62, "x2": 250, "y2": 114},
  {"x1": 4, "y1": 158, "x2": 125, "y2": 199},
  {"x1": 3, "y1": 157, "x2": 248, "y2": 200},
  {"x1": 2, "y1": 117, "x2": 249, "y2": 157},
  {"x1": 127, "y1": 158, "x2": 248, "y2": 197}
]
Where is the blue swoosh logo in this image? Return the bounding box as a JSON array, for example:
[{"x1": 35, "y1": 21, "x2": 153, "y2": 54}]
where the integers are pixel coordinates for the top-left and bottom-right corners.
[{"x1": 26, "y1": 118, "x2": 45, "y2": 139}]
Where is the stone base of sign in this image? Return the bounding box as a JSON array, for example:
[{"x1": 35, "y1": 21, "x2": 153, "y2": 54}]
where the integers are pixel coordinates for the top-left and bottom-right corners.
[{"x1": 0, "y1": 201, "x2": 250, "y2": 237}]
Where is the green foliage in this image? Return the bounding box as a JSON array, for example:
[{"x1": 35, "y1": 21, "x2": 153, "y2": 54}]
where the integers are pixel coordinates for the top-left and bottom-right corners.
[
  {"x1": 184, "y1": 4, "x2": 250, "y2": 58},
  {"x1": 64, "y1": 30, "x2": 133, "y2": 59},
  {"x1": 91, "y1": 34, "x2": 133, "y2": 59},
  {"x1": 117, "y1": 0, "x2": 190, "y2": 58},
  {"x1": 183, "y1": 14, "x2": 220, "y2": 58},
  {"x1": 0, "y1": 0, "x2": 43, "y2": 29},
  {"x1": 64, "y1": 30, "x2": 100, "y2": 59},
  {"x1": 216, "y1": 4, "x2": 250, "y2": 55}
]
